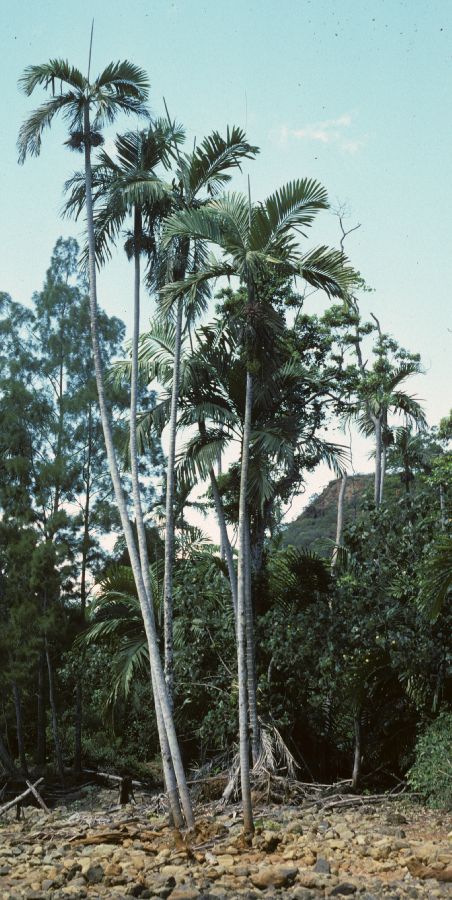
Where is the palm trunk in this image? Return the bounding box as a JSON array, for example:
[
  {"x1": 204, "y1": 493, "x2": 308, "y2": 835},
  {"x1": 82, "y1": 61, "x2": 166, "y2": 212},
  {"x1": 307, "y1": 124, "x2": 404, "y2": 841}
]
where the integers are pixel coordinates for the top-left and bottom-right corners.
[
  {"x1": 244, "y1": 516, "x2": 260, "y2": 766},
  {"x1": 374, "y1": 416, "x2": 382, "y2": 507},
  {"x1": 217, "y1": 438, "x2": 226, "y2": 562},
  {"x1": 80, "y1": 402, "x2": 92, "y2": 620},
  {"x1": 209, "y1": 466, "x2": 237, "y2": 621},
  {"x1": 331, "y1": 474, "x2": 347, "y2": 569},
  {"x1": 12, "y1": 682, "x2": 28, "y2": 776},
  {"x1": 74, "y1": 409, "x2": 91, "y2": 776},
  {"x1": 83, "y1": 109, "x2": 193, "y2": 828},
  {"x1": 237, "y1": 365, "x2": 254, "y2": 834},
  {"x1": 380, "y1": 445, "x2": 386, "y2": 503},
  {"x1": 130, "y1": 216, "x2": 183, "y2": 828},
  {"x1": 163, "y1": 296, "x2": 184, "y2": 702},
  {"x1": 45, "y1": 642, "x2": 64, "y2": 781}
]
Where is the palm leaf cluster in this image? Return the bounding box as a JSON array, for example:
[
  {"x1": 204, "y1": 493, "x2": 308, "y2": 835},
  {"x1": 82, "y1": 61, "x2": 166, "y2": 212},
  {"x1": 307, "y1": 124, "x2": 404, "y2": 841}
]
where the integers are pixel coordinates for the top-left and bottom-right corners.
[{"x1": 18, "y1": 60, "x2": 149, "y2": 163}]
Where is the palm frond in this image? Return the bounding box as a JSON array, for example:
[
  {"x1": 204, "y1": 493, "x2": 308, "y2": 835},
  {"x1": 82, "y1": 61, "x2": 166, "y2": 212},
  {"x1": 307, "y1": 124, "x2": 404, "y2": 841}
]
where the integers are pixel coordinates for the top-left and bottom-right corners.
[
  {"x1": 93, "y1": 60, "x2": 149, "y2": 97},
  {"x1": 18, "y1": 95, "x2": 80, "y2": 162},
  {"x1": 159, "y1": 256, "x2": 235, "y2": 314},
  {"x1": 250, "y1": 179, "x2": 329, "y2": 252},
  {"x1": 297, "y1": 246, "x2": 354, "y2": 298},
  {"x1": 181, "y1": 126, "x2": 258, "y2": 198},
  {"x1": 19, "y1": 59, "x2": 85, "y2": 95}
]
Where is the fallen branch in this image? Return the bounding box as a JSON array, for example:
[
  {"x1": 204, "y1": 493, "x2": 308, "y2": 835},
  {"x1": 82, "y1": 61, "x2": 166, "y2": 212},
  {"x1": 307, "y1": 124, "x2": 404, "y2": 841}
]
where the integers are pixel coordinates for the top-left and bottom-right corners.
[
  {"x1": 26, "y1": 780, "x2": 50, "y2": 814},
  {"x1": 0, "y1": 778, "x2": 44, "y2": 816},
  {"x1": 82, "y1": 769, "x2": 147, "y2": 790}
]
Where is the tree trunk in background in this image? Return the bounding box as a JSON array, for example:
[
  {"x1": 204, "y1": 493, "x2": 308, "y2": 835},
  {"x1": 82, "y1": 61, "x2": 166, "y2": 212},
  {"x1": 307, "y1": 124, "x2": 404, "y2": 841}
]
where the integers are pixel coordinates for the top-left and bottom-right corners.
[
  {"x1": 209, "y1": 466, "x2": 237, "y2": 621},
  {"x1": 0, "y1": 732, "x2": 17, "y2": 776},
  {"x1": 83, "y1": 107, "x2": 193, "y2": 828},
  {"x1": 332, "y1": 474, "x2": 347, "y2": 569},
  {"x1": 237, "y1": 366, "x2": 254, "y2": 834},
  {"x1": 12, "y1": 682, "x2": 28, "y2": 776},
  {"x1": 163, "y1": 296, "x2": 184, "y2": 703},
  {"x1": 351, "y1": 711, "x2": 362, "y2": 790},
  {"x1": 245, "y1": 516, "x2": 260, "y2": 766},
  {"x1": 74, "y1": 680, "x2": 82, "y2": 776},
  {"x1": 36, "y1": 650, "x2": 46, "y2": 766},
  {"x1": 440, "y1": 483, "x2": 446, "y2": 530},
  {"x1": 45, "y1": 643, "x2": 64, "y2": 781}
]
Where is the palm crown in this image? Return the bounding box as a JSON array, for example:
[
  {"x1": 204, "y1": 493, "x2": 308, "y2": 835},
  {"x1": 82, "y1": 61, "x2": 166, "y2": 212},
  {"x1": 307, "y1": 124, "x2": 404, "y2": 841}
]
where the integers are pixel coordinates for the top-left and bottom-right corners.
[
  {"x1": 18, "y1": 59, "x2": 149, "y2": 163},
  {"x1": 160, "y1": 182, "x2": 353, "y2": 313}
]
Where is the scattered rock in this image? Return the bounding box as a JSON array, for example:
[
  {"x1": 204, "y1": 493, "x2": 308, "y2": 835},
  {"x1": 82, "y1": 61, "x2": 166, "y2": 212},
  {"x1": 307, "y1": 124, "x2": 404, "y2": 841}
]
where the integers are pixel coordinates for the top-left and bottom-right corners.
[
  {"x1": 314, "y1": 856, "x2": 331, "y2": 873},
  {"x1": 329, "y1": 885, "x2": 357, "y2": 896},
  {"x1": 250, "y1": 864, "x2": 298, "y2": 889},
  {"x1": 85, "y1": 863, "x2": 104, "y2": 883}
]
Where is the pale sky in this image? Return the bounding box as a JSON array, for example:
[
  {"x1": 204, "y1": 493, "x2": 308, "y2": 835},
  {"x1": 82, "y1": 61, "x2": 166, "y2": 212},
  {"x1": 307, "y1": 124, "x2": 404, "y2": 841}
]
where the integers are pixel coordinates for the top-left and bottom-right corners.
[{"x1": 1, "y1": 0, "x2": 451, "y2": 532}]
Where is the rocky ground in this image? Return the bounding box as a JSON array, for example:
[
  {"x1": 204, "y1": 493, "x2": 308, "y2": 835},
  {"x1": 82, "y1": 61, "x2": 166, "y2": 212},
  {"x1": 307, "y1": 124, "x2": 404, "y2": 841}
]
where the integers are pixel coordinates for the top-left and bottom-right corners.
[{"x1": 0, "y1": 787, "x2": 451, "y2": 899}]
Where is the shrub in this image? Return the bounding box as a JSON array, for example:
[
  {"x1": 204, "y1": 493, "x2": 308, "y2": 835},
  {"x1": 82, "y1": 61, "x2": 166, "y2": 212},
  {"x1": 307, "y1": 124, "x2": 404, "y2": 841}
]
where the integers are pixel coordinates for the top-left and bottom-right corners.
[{"x1": 407, "y1": 711, "x2": 452, "y2": 809}]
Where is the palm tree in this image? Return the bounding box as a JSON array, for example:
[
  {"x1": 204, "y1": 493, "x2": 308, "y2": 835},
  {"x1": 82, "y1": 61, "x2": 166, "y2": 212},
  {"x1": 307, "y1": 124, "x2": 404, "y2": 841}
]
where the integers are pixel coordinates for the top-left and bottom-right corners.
[
  {"x1": 155, "y1": 127, "x2": 258, "y2": 702},
  {"x1": 18, "y1": 58, "x2": 194, "y2": 827},
  {"x1": 161, "y1": 182, "x2": 352, "y2": 833},
  {"x1": 346, "y1": 306, "x2": 426, "y2": 506},
  {"x1": 65, "y1": 123, "x2": 185, "y2": 823}
]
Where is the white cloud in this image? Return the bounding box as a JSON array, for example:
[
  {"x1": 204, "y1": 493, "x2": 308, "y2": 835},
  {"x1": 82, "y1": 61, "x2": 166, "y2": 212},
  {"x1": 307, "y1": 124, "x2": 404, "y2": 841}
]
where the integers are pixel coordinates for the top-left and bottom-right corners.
[{"x1": 275, "y1": 113, "x2": 365, "y2": 154}]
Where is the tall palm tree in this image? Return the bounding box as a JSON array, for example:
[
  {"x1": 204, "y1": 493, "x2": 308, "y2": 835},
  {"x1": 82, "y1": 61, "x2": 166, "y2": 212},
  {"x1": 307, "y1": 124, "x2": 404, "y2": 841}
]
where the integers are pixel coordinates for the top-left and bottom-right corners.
[
  {"x1": 154, "y1": 127, "x2": 258, "y2": 702},
  {"x1": 161, "y1": 182, "x2": 352, "y2": 833},
  {"x1": 18, "y1": 58, "x2": 194, "y2": 827},
  {"x1": 64, "y1": 123, "x2": 185, "y2": 823}
]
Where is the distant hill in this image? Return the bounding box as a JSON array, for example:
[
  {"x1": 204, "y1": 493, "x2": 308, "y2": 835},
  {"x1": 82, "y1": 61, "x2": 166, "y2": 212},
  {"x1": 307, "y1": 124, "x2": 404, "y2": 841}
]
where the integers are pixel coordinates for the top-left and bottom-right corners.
[{"x1": 281, "y1": 473, "x2": 374, "y2": 554}]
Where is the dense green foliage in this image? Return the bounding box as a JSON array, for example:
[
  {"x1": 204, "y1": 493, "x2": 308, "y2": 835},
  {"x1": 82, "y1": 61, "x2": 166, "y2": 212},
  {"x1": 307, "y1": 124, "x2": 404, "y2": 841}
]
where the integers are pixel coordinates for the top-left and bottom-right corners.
[
  {"x1": 2, "y1": 70, "x2": 450, "y2": 823},
  {"x1": 407, "y1": 712, "x2": 452, "y2": 808}
]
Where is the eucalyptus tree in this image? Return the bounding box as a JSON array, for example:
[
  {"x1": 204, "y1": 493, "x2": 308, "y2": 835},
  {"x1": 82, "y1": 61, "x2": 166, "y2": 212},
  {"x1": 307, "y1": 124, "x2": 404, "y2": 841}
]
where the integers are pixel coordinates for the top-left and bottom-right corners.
[
  {"x1": 161, "y1": 182, "x2": 351, "y2": 832},
  {"x1": 18, "y1": 58, "x2": 194, "y2": 826}
]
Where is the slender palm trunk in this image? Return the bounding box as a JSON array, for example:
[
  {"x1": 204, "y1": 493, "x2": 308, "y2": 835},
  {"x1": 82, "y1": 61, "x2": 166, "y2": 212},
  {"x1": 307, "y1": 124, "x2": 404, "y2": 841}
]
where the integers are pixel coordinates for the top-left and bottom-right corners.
[
  {"x1": 217, "y1": 438, "x2": 226, "y2": 562},
  {"x1": 331, "y1": 474, "x2": 347, "y2": 569},
  {"x1": 12, "y1": 682, "x2": 28, "y2": 776},
  {"x1": 237, "y1": 368, "x2": 254, "y2": 834},
  {"x1": 45, "y1": 642, "x2": 64, "y2": 781},
  {"x1": 209, "y1": 466, "x2": 237, "y2": 620},
  {"x1": 83, "y1": 109, "x2": 193, "y2": 827},
  {"x1": 380, "y1": 444, "x2": 387, "y2": 504},
  {"x1": 374, "y1": 416, "x2": 382, "y2": 507},
  {"x1": 244, "y1": 516, "x2": 260, "y2": 766},
  {"x1": 74, "y1": 406, "x2": 92, "y2": 775},
  {"x1": 163, "y1": 296, "x2": 183, "y2": 701},
  {"x1": 130, "y1": 216, "x2": 183, "y2": 828}
]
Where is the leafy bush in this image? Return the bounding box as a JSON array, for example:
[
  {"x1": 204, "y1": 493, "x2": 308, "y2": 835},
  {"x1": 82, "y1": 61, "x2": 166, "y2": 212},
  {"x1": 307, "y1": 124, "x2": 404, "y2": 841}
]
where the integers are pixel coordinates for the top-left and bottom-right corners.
[{"x1": 407, "y1": 712, "x2": 452, "y2": 808}]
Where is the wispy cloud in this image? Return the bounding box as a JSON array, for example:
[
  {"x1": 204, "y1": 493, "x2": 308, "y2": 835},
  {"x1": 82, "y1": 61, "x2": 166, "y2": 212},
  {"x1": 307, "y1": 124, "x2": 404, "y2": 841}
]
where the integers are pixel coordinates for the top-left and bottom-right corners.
[{"x1": 275, "y1": 114, "x2": 365, "y2": 155}]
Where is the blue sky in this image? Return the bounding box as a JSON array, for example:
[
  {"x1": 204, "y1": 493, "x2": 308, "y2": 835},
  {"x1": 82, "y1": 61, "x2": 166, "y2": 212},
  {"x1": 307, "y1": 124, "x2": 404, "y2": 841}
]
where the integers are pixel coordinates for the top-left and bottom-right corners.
[{"x1": 1, "y1": 0, "x2": 451, "y2": 513}]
